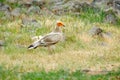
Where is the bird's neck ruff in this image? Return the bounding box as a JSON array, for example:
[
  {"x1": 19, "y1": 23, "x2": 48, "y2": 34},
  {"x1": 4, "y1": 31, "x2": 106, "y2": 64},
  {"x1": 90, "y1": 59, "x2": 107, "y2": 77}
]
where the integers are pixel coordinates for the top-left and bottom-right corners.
[{"x1": 52, "y1": 26, "x2": 62, "y2": 33}]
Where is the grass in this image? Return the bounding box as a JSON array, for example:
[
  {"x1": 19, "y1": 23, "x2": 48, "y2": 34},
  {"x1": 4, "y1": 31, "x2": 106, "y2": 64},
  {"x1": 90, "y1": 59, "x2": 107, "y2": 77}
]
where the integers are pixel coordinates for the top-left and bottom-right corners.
[
  {"x1": 0, "y1": 5, "x2": 120, "y2": 79},
  {"x1": 0, "y1": 65, "x2": 120, "y2": 80},
  {"x1": 0, "y1": 0, "x2": 5, "y2": 3}
]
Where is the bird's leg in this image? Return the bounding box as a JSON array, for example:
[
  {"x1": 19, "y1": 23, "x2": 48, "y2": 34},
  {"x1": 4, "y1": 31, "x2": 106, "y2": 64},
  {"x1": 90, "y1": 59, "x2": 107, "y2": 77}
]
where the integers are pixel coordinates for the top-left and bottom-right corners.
[
  {"x1": 50, "y1": 45, "x2": 55, "y2": 54},
  {"x1": 48, "y1": 46, "x2": 52, "y2": 54},
  {"x1": 47, "y1": 46, "x2": 55, "y2": 54}
]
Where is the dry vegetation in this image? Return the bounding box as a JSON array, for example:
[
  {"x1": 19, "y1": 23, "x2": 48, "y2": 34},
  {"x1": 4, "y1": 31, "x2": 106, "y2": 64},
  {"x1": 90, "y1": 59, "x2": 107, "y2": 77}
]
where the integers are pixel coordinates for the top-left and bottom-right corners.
[{"x1": 0, "y1": 15, "x2": 120, "y2": 74}]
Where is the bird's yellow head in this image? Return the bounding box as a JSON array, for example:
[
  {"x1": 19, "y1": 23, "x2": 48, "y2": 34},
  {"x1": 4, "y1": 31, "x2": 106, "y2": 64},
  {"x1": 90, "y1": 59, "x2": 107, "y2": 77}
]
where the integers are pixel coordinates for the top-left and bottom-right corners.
[{"x1": 56, "y1": 21, "x2": 65, "y2": 27}]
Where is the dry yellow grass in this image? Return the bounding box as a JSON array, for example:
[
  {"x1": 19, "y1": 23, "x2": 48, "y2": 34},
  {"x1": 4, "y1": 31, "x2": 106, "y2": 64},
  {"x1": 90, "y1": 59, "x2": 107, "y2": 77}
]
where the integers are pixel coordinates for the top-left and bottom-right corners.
[
  {"x1": 0, "y1": 15, "x2": 120, "y2": 73},
  {"x1": 0, "y1": 49, "x2": 120, "y2": 72}
]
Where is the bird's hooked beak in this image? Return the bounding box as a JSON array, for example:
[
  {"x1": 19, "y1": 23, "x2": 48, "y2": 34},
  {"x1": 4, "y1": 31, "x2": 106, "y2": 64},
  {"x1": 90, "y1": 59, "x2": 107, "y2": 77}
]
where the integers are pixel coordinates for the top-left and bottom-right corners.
[{"x1": 63, "y1": 24, "x2": 65, "y2": 27}]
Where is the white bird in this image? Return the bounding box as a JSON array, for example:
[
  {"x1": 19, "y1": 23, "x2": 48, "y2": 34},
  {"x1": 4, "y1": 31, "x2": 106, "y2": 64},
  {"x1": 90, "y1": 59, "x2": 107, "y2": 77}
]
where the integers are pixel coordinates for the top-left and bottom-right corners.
[{"x1": 28, "y1": 21, "x2": 65, "y2": 51}]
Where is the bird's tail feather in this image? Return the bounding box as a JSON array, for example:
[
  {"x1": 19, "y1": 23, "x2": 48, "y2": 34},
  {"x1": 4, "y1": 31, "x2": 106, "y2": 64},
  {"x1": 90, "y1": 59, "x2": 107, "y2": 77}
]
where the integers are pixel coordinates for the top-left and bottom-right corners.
[
  {"x1": 28, "y1": 40, "x2": 40, "y2": 49},
  {"x1": 28, "y1": 44, "x2": 37, "y2": 49}
]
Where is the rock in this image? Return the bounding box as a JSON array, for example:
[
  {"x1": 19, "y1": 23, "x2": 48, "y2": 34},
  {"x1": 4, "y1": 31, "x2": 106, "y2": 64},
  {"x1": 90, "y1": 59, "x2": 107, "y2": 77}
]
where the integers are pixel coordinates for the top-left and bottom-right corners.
[
  {"x1": 91, "y1": 0, "x2": 114, "y2": 10},
  {"x1": 22, "y1": 18, "x2": 30, "y2": 26},
  {"x1": 32, "y1": 0, "x2": 46, "y2": 8},
  {"x1": 99, "y1": 32, "x2": 112, "y2": 46},
  {"x1": 19, "y1": 0, "x2": 46, "y2": 8},
  {"x1": 114, "y1": 0, "x2": 120, "y2": 10},
  {"x1": 40, "y1": 8, "x2": 54, "y2": 16},
  {"x1": 51, "y1": 0, "x2": 92, "y2": 15},
  {"x1": 0, "y1": 2, "x2": 3, "y2": 7},
  {"x1": 0, "y1": 3, "x2": 11, "y2": 19},
  {"x1": 27, "y1": 6, "x2": 41, "y2": 14},
  {"x1": 82, "y1": 69, "x2": 90, "y2": 73},
  {"x1": 50, "y1": 0, "x2": 66, "y2": 15},
  {"x1": 0, "y1": 40, "x2": 5, "y2": 46},
  {"x1": 21, "y1": 18, "x2": 41, "y2": 28},
  {"x1": 91, "y1": 0, "x2": 120, "y2": 18},
  {"x1": 4, "y1": 10, "x2": 11, "y2": 19},
  {"x1": 49, "y1": 0, "x2": 64, "y2": 5},
  {"x1": 99, "y1": 42, "x2": 108, "y2": 46},
  {"x1": 89, "y1": 26, "x2": 103, "y2": 37},
  {"x1": 0, "y1": 2, "x2": 11, "y2": 12},
  {"x1": 104, "y1": 13, "x2": 117, "y2": 24},
  {"x1": 103, "y1": 6, "x2": 119, "y2": 24},
  {"x1": 30, "y1": 20, "x2": 41, "y2": 28},
  {"x1": 102, "y1": 32, "x2": 112, "y2": 40},
  {"x1": 6, "y1": 0, "x2": 18, "y2": 3},
  {"x1": 18, "y1": 0, "x2": 33, "y2": 7},
  {"x1": 68, "y1": 1, "x2": 82, "y2": 12},
  {"x1": 89, "y1": 26, "x2": 112, "y2": 40},
  {"x1": 113, "y1": 0, "x2": 120, "y2": 18},
  {"x1": 11, "y1": 8, "x2": 21, "y2": 17},
  {"x1": 71, "y1": 1, "x2": 91, "y2": 12},
  {"x1": 82, "y1": 69, "x2": 109, "y2": 75}
]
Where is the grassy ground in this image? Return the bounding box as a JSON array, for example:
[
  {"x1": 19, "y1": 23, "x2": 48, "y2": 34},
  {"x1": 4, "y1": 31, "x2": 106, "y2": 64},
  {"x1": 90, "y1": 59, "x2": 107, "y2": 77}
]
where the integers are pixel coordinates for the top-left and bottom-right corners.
[
  {"x1": 0, "y1": 7, "x2": 120, "y2": 79},
  {"x1": 0, "y1": 65, "x2": 120, "y2": 80}
]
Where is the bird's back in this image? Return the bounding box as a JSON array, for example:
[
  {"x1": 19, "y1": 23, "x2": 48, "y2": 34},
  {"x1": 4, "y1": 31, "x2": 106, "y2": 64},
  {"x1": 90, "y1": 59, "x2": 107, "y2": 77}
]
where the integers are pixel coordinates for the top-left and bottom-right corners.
[{"x1": 39, "y1": 32, "x2": 62, "y2": 47}]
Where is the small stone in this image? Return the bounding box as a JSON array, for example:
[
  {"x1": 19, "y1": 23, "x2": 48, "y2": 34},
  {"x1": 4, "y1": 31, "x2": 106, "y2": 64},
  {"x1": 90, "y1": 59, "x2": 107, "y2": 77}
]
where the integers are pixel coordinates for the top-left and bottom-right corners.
[
  {"x1": 101, "y1": 32, "x2": 112, "y2": 42},
  {"x1": 114, "y1": 0, "x2": 120, "y2": 10},
  {"x1": 11, "y1": 8, "x2": 21, "y2": 17},
  {"x1": 22, "y1": 18, "x2": 41, "y2": 28},
  {"x1": 40, "y1": 8, "x2": 54, "y2": 16},
  {"x1": 89, "y1": 26, "x2": 103, "y2": 36},
  {"x1": 51, "y1": 0, "x2": 93, "y2": 15},
  {"x1": 82, "y1": 69, "x2": 90, "y2": 72},
  {"x1": 4, "y1": 10, "x2": 11, "y2": 19},
  {"x1": 91, "y1": 0, "x2": 113, "y2": 9},
  {"x1": 113, "y1": 0, "x2": 120, "y2": 18},
  {"x1": 18, "y1": 0, "x2": 32, "y2": 7},
  {"x1": 99, "y1": 42, "x2": 108, "y2": 46},
  {"x1": 31, "y1": 20, "x2": 41, "y2": 28},
  {"x1": 104, "y1": 13, "x2": 117, "y2": 24},
  {"x1": 91, "y1": 0, "x2": 120, "y2": 19},
  {"x1": 0, "y1": 40, "x2": 5, "y2": 46},
  {"x1": 27, "y1": 6, "x2": 41, "y2": 14},
  {"x1": 0, "y1": 2, "x2": 3, "y2": 6},
  {"x1": 0, "y1": 2, "x2": 11, "y2": 11},
  {"x1": 32, "y1": 0, "x2": 46, "y2": 8},
  {"x1": 22, "y1": 18, "x2": 31, "y2": 26},
  {"x1": 6, "y1": 0, "x2": 18, "y2": 3},
  {"x1": 102, "y1": 32, "x2": 112, "y2": 38}
]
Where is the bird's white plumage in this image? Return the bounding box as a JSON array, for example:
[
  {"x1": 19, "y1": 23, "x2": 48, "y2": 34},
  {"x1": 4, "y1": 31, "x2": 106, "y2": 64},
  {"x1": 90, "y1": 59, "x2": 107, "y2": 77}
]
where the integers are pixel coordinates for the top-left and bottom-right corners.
[{"x1": 28, "y1": 22, "x2": 65, "y2": 50}]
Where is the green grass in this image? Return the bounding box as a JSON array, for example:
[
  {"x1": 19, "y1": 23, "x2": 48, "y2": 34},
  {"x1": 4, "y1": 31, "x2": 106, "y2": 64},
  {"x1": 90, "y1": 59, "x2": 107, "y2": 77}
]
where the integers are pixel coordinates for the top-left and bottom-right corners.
[
  {"x1": 0, "y1": 5, "x2": 120, "y2": 80},
  {"x1": 0, "y1": 0, "x2": 5, "y2": 3},
  {"x1": 0, "y1": 66, "x2": 120, "y2": 80}
]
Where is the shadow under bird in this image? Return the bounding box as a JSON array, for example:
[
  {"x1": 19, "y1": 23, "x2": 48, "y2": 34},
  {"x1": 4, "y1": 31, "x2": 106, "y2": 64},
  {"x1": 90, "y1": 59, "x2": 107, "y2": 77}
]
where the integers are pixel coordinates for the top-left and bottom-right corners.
[{"x1": 28, "y1": 21, "x2": 65, "y2": 51}]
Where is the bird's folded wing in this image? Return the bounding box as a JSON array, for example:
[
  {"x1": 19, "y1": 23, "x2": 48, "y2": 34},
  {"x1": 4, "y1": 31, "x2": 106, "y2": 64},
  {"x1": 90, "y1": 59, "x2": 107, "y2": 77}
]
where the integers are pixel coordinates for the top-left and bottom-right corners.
[{"x1": 40, "y1": 33, "x2": 62, "y2": 45}]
